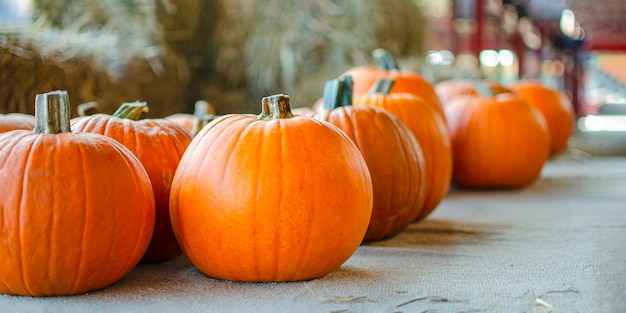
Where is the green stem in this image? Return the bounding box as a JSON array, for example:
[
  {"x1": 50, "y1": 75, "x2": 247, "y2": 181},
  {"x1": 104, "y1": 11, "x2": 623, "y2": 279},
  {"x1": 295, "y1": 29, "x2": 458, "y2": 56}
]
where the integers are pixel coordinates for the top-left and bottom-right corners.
[
  {"x1": 34, "y1": 90, "x2": 71, "y2": 134},
  {"x1": 372, "y1": 48, "x2": 400, "y2": 70},
  {"x1": 322, "y1": 76, "x2": 353, "y2": 110},
  {"x1": 259, "y1": 94, "x2": 294, "y2": 120},
  {"x1": 370, "y1": 78, "x2": 395, "y2": 95},
  {"x1": 193, "y1": 100, "x2": 209, "y2": 117},
  {"x1": 112, "y1": 101, "x2": 149, "y2": 120}
]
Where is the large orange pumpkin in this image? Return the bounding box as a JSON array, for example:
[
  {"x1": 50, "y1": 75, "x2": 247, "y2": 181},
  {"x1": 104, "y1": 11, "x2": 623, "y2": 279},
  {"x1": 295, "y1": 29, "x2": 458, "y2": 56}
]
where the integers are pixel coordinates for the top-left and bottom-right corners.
[
  {"x1": 315, "y1": 77, "x2": 426, "y2": 241},
  {"x1": 354, "y1": 79, "x2": 453, "y2": 221},
  {"x1": 170, "y1": 94, "x2": 373, "y2": 282},
  {"x1": 510, "y1": 80, "x2": 575, "y2": 155},
  {"x1": 0, "y1": 91, "x2": 155, "y2": 296},
  {"x1": 0, "y1": 113, "x2": 35, "y2": 133},
  {"x1": 445, "y1": 90, "x2": 550, "y2": 188},
  {"x1": 341, "y1": 48, "x2": 444, "y2": 117},
  {"x1": 72, "y1": 101, "x2": 193, "y2": 263}
]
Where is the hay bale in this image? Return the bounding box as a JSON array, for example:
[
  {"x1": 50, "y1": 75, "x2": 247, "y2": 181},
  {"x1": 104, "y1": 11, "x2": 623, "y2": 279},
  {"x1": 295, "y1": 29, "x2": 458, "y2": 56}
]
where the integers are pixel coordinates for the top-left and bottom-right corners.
[
  {"x1": 206, "y1": 0, "x2": 428, "y2": 113},
  {"x1": 0, "y1": 0, "x2": 195, "y2": 117},
  {"x1": 0, "y1": 35, "x2": 189, "y2": 117},
  {"x1": 1, "y1": 0, "x2": 428, "y2": 116}
]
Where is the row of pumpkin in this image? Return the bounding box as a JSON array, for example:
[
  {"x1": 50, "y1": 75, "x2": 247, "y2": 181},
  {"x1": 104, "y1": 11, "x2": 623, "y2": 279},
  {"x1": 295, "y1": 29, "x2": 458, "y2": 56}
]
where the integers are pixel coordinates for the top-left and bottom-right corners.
[{"x1": 0, "y1": 49, "x2": 574, "y2": 297}]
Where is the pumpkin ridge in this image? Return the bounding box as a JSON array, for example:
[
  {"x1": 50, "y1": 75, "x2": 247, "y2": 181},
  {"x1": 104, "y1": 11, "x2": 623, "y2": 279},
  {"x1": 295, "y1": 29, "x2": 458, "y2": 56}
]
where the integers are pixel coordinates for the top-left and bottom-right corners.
[
  {"x1": 114, "y1": 140, "x2": 155, "y2": 275},
  {"x1": 17, "y1": 135, "x2": 37, "y2": 296},
  {"x1": 375, "y1": 111, "x2": 402, "y2": 218},
  {"x1": 0, "y1": 133, "x2": 24, "y2": 294},
  {"x1": 275, "y1": 119, "x2": 287, "y2": 280},
  {"x1": 69, "y1": 141, "x2": 89, "y2": 295},
  {"x1": 284, "y1": 120, "x2": 312, "y2": 280},
  {"x1": 253, "y1": 121, "x2": 270, "y2": 280},
  {"x1": 90, "y1": 140, "x2": 123, "y2": 289}
]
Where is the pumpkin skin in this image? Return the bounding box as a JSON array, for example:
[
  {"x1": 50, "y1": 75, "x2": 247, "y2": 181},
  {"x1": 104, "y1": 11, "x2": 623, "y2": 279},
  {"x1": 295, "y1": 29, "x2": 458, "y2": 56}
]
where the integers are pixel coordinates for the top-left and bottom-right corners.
[
  {"x1": 354, "y1": 80, "x2": 453, "y2": 221},
  {"x1": 317, "y1": 107, "x2": 425, "y2": 241},
  {"x1": 435, "y1": 79, "x2": 513, "y2": 105},
  {"x1": 341, "y1": 49, "x2": 444, "y2": 117},
  {"x1": 72, "y1": 102, "x2": 193, "y2": 263},
  {"x1": 0, "y1": 91, "x2": 155, "y2": 297},
  {"x1": 445, "y1": 93, "x2": 550, "y2": 188},
  {"x1": 0, "y1": 113, "x2": 35, "y2": 133},
  {"x1": 170, "y1": 94, "x2": 373, "y2": 282},
  {"x1": 510, "y1": 81, "x2": 574, "y2": 155},
  {"x1": 315, "y1": 77, "x2": 426, "y2": 241}
]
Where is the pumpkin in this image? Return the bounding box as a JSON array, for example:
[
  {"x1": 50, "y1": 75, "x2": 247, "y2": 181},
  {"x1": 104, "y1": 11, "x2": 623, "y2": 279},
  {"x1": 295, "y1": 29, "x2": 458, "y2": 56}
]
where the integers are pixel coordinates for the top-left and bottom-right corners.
[
  {"x1": 290, "y1": 106, "x2": 317, "y2": 117},
  {"x1": 170, "y1": 94, "x2": 373, "y2": 282},
  {"x1": 0, "y1": 91, "x2": 155, "y2": 296},
  {"x1": 0, "y1": 113, "x2": 35, "y2": 133},
  {"x1": 72, "y1": 101, "x2": 193, "y2": 263},
  {"x1": 354, "y1": 78, "x2": 453, "y2": 221},
  {"x1": 341, "y1": 48, "x2": 444, "y2": 117},
  {"x1": 165, "y1": 100, "x2": 217, "y2": 136},
  {"x1": 435, "y1": 79, "x2": 513, "y2": 105},
  {"x1": 315, "y1": 76, "x2": 426, "y2": 241},
  {"x1": 444, "y1": 85, "x2": 550, "y2": 188},
  {"x1": 510, "y1": 81, "x2": 575, "y2": 155}
]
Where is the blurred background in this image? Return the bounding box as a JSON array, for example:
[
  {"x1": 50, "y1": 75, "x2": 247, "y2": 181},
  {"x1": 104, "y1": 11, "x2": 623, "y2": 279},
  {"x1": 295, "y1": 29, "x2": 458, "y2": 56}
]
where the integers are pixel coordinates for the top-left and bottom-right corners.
[{"x1": 1, "y1": 0, "x2": 625, "y2": 153}]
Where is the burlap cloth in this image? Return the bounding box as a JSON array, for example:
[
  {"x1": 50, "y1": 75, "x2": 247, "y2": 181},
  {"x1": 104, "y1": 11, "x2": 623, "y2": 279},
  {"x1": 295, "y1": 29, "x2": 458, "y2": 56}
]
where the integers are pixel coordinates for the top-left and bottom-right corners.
[{"x1": 1, "y1": 153, "x2": 624, "y2": 312}]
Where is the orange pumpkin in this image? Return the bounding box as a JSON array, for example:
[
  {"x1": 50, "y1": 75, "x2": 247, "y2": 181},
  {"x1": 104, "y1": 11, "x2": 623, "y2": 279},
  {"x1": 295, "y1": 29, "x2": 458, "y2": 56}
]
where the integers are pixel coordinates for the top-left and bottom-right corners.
[
  {"x1": 0, "y1": 113, "x2": 35, "y2": 133},
  {"x1": 510, "y1": 81, "x2": 575, "y2": 155},
  {"x1": 445, "y1": 88, "x2": 550, "y2": 188},
  {"x1": 0, "y1": 91, "x2": 155, "y2": 296},
  {"x1": 290, "y1": 106, "x2": 317, "y2": 117},
  {"x1": 165, "y1": 100, "x2": 217, "y2": 136},
  {"x1": 354, "y1": 79, "x2": 452, "y2": 221},
  {"x1": 170, "y1": 94, "x2": 373, "y2": 282},
  {"x1": 315, "y1": 77, "x2": 426, "y2": 241},
  {"x1": 341, "y1": 48, "x2": 444, "y2": 117},
  {"x1": 72, "y1": 101, "x2": 193, "y2": 263},
  {"x1": 435, "y1": 79, "x2": 513, "y2": 105}
]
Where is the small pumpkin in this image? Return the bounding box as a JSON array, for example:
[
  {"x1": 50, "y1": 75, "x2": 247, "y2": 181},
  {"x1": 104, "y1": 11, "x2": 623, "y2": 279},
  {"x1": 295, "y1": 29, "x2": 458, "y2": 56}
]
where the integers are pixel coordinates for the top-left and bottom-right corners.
[
  {"x1": 354, "y1": 78, "x2": 453, "y2": 221},
  {"x1": 315, "y1": 76, "x2": 426, "y2": 241},
  {"x1": 165, "y1": 100, "x2": 217, "y2": 136},
  {"x1": 435, "y1": 79, "x2": 513, "y2": 105},
  {"x1": 341, "y1": 48, "x2": 444, "y2": 117},
  {"x1": 0, "y1": 91, "x2": 155, "y2": 296},
  {"x1": 72, "y1": 101, "x2": 193, "y2": 263},
  {"x1": 444, "y1": 84, "x2": 550, "y2": 188},
  {"x1": 510, "y1": 80, "x2": 575, "y2": 155},
  {"x1": 0, "y1": 113, "x2": 35, "y2": 133},
  {"x1": 170, "y1": 94, "x2": 373, "y2": 282}
]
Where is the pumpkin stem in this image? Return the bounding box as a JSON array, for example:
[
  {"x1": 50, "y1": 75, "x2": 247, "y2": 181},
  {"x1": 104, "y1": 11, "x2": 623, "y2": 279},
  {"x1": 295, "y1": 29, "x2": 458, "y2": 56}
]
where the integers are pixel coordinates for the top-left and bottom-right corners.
[
  {"x1": 259, "y1": 94, "x2": 294, "y2": 120},
  {"x1": 191, "y1": 100, "x2": 217, "y2": 135},
  {"x1": 193, "y1": 100, "x2": 210, "y2": 117},
  {"x1": 258, "y1": 97, "x2": 272, "y2": 119},
  {"x1": 473, "y1": 80, "x2": 494, "y2": 98},
  {"x1": 34, "y1": 90, "x2": 71, "y2": 134},
  {"x1": 322, "y1": 76, "x2": 353, "y2": 110},
  {"x1": 77, "y1": 101, "x2": 99, "y2": 116},
  {"x1": 370, "y1": 78, "x2": 395, "y2": 95},
  {"x1": 372, "y1": 48, "x2": 400, "y2": 70},
  {"x1": 112, "y1": 101, "x2": 149, "y2": 121}
]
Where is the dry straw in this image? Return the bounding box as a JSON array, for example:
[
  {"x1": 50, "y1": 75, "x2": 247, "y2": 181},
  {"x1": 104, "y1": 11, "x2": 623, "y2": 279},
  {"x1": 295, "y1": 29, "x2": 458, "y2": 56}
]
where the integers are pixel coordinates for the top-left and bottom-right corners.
[{"x1": 1, "y1": 0, "x2": 428, "y2": 115}]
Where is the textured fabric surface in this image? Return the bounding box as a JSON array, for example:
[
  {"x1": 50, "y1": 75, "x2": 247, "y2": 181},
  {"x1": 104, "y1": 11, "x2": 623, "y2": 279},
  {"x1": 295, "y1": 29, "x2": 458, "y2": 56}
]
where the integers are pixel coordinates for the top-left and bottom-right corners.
[{"x1": 1, "y1": 154, "x2": 624, "y2": 312}]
